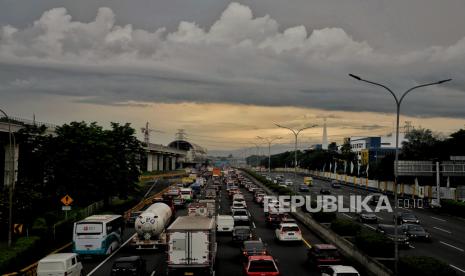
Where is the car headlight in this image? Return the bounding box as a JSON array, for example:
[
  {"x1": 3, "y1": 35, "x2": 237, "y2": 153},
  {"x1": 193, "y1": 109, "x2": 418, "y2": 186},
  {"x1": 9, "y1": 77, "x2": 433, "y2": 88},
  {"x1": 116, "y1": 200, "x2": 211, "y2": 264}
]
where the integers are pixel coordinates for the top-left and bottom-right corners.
[{"x1": 416, "y1": 220, "x2": 419, "y2": 223}]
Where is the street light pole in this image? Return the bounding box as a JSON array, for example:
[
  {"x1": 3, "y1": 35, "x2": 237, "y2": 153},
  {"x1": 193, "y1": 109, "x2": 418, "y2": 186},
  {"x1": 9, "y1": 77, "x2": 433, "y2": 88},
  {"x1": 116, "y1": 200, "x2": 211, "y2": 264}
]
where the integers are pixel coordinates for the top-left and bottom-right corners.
[
  {"x1": 0, "y1": 108, "x2": 15, "y2": 248},
  {"x1": 275, "y1": 124, "x2": 317, "y2": 177},
  {"x1": 349, "y1": 74, "x2": 451, "y2": 275},
  {"x1": 257, "y1": 136, "x2": 282, "y2": 173}
]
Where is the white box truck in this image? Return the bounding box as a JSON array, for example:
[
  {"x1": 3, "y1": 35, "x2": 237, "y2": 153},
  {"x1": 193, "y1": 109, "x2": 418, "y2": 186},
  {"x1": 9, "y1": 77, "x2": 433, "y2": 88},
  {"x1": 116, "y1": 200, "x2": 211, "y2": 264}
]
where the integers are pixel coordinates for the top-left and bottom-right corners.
[{"x1": 167, "y1": 216, "x2": 217, "y2": 276}]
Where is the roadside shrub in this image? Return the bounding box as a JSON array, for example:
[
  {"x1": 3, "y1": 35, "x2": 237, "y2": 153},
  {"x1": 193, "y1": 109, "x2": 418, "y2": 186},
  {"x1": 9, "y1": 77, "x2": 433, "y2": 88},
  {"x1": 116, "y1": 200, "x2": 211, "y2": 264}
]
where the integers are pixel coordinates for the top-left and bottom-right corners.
[
  {"x1": 399, "y1": 256, "x2": 456, "y2": 276},
  {"x1": 0, "y1": 236, "x2": 41, "y2": 273},
  {"x1": 331, "y1": 218, "x2": 361, "y2": 236},
  {"x1": 312, "y1": 211, "x2": 337, "y2": 223},
  {"x1": 354, "y1": 229, "x2": 393, "y2": 257},
  {"x1": 440, "y1": 199, "x2": 465, "y2": 218},
  {"x1": 31, "y1": 217, "x2": 48, "y2": 236}
]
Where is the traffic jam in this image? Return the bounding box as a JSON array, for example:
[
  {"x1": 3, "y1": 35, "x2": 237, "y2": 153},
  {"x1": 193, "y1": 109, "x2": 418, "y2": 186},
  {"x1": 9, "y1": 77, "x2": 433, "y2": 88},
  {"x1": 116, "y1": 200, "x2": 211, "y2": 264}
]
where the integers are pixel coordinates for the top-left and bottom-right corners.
[{"x1": 36, "y1": 168, "x2": 361, "y2": 276}]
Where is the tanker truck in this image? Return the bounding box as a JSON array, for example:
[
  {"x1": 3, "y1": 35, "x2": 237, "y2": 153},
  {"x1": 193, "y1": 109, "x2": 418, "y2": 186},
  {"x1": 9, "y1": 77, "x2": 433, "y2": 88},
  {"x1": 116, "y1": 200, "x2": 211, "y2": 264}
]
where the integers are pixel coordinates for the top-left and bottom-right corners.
[{"x1": 132, "y1": 202, "x2": 173, "y2": 249}]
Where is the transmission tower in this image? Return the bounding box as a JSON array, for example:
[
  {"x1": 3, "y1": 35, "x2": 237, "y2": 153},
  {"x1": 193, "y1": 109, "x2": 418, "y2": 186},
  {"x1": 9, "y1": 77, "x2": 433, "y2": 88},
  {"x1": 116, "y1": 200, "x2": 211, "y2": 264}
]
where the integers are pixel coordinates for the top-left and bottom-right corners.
[{"x1": 141, "y1": 122, "x2": 164, "y2": 145}]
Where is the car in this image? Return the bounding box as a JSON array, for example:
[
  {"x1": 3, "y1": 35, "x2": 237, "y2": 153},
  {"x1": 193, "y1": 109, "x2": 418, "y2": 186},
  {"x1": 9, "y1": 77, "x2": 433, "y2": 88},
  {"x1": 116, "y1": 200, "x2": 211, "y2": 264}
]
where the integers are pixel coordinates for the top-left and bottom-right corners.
[
  {"x1": 299, "y1": 184, "x2": 310, "y2": 192},
  {"x1": 321, "y1": 265, "x2": 360, "y2": 276},
  {"x1": 376, "y1": 224, "x2": 410, "y2": 248},
  {"x1": 232, "y1": 226, "x2": 253, "y2": 243},
  {"x1": 275, "y1": 223, "x2": 302, "y2": 242},
  {"x1": 278, "y1": 183, "x2": 288, "y2": 188},
  {"x1": 231, "y1": 201, "x2": 247, "y2": 212},
  {"x1": 266, "y1": 176, "x2": 273, "y2": 181},
  {"x1": 110, "y1": 256, "x2": 146, "y2": 276},
  {"x1": 243, "y1": 255, "x2": 280, "y2": 276},
  {"x1": 320, "y1": 188, "x2": 331, "y2": 195},
  {"x1": 248, "y1": 186, "x2": 257, "y2": 192},
  {"x1": 255, "y1": 193, "x2": 266, "y2": 204},
  {"x1": 266, "y1": 212, "x2": 289, "y2": 228},
  {"x1": 331, "y1": 180, "x2": 341, "y2": 188},
  {"x1": 284, "y1": 179, "x2": 293, "y2": 185},
  {"x1": 307, "y1": 244, "x2": 342, "y2": 267},
  {"x1": 37, "y1": 253, "x2": 83, "y2": 276},
  {"x1": 394, "y1": 211, "x2": 420, "y2": 224},
  {"x1": 217, "y1": 215, "x2": 235, "y2": 233},
  {"x1": 356, "y1": 211, "x2": 378, "y2": 223},
  {"x1": 264, "y1": 199, "x2": 282, "y2": 215},
  {"x1": 368, "y1": 193, "x2": 383, "y2": 205},
  {"x1": 229, "y1": 188, "x2": 241, "y2": 198},
  {"x1": 400, "y1": 224, "x2": 432, "y2": 241},
  {"x1": 232, "y1": 209, "x2": 251, "y2": 226},
  {"x1": 241, "y1": 240, "x2": 269, "y2": 260}
]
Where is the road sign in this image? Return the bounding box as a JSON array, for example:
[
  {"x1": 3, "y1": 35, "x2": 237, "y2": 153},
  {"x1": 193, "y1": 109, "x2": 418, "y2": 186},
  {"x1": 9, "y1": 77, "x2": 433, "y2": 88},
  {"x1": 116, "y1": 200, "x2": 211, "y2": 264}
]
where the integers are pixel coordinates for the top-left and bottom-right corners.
[
  {"x1": 441, "y1": 161, "x2": 465, "y2": 176},
  {"x1": 14, "y1": 224, "x2": 23, "y2": 235},
  {"x1": 61, "y1": 195, "x2": 73, "y2": 206},
  {"x1": 396, "y1": 161, "x2": 434, "y2": 176},
  {"x1": 62, "y1": 206, "x2": 71, "y2": 211}
]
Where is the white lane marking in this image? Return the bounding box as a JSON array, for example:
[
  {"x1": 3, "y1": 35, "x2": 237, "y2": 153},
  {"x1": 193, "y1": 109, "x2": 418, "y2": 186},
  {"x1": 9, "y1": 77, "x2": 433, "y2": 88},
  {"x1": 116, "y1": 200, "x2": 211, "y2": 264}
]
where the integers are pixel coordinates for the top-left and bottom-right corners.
[
  {"x1": 252, "y1": 221, "x2": 256, "y2": 228},
  {"x1": 259, "y1": 237, "x2": 262, "y2": 242},
  {"x1": 409, "y1": 244, "x2": 415, "y2": 249},
  {"x1": 450, "y1": 264, "x2": 465, "y2": 274},
  {"x1": 440, "y1": 241, "x2": 465, "y2": 252},
  {"x1": 87, "y1": 233, "x2": 137, "y2": 276},
  {"x1": 433, "y1": 226, "x2": 452, "y2": 234},
  {"x1": 431, "y1": 216, "x2": 446, "y2": 222},
  {"x1": 150, "y1": 271, "x2": 156, "y2": 276},
  {"x1": 342, "y1": 213, "x2": 352, "y2": 219},
  {"x1": 363, "y1": 224, "x2": 376, "y2": 230},
  {"x1": 376, "y1": 216, "x2": 383, "y2": 220}
]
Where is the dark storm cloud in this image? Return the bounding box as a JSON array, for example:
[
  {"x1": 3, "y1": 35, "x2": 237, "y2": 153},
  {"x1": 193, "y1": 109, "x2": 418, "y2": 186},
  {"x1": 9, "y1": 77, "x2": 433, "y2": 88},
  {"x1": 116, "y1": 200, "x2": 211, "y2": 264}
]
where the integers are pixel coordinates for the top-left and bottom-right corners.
[{"x1": 0, "y1": 3, "x2": 464, "y2": 118}]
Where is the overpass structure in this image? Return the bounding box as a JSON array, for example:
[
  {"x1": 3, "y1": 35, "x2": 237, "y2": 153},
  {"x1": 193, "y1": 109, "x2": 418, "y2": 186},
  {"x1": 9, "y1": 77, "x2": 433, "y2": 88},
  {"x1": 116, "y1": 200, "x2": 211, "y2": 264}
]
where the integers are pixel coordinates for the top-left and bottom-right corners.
[{"x1": 144, "y1": 143, "x2": 187, "y2": 172}]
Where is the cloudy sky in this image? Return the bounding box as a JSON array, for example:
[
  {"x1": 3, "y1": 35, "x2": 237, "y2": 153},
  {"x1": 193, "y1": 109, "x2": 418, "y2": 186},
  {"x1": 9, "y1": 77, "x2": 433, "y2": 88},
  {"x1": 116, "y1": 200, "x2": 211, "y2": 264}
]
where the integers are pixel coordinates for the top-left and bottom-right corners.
[{"x1": 1, "y1": 0, "x2": 464, "y2": 152}]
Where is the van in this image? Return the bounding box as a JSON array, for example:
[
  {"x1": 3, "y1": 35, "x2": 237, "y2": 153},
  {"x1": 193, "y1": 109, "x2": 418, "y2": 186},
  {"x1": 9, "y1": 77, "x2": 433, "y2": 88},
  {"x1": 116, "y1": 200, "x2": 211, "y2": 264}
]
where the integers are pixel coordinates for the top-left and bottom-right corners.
[
  {"x1": 217, "y1": 215, "x2": 234, "y2": 232},
  {"x1": 37, "y1": 253, "x2": 83, "y2": 276}
]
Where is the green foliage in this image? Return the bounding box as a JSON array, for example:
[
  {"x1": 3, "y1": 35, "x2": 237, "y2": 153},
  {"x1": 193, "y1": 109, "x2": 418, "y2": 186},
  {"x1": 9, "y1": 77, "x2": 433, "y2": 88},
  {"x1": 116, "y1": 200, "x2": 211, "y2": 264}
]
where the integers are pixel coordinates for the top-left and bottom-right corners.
[
  {"x1": 399, "y1": 256, "x2": 456, "y2": 276},
  {"x1": 0, "y1": 236, "x2": 41, "y2": 272},
  {"x1": 401, "y1": 128, "x2": 441, "y2": 160},
  {"x1": 354, "y1": 229, "x2": 394, "y2": 257},
  {"x1": 440, "y1": 199, "x2": 465, "y2": 218},
  {"x1": 330, "y1": 218, "x2": 361, "y2": 236},
  {"x1": 311, "y1": 211, "x2": 337, "y2": 223}
]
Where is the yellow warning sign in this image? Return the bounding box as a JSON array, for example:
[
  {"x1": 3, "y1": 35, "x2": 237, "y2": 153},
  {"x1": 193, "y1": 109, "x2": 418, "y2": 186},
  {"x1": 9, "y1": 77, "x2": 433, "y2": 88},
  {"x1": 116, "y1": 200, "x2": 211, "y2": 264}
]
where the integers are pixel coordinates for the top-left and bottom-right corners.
[
  {"x1": 14, "y1": 224, "x2": 23, "y2": 235},
  {"x1": 61, "y1": 195, "x2": 73, "y2": 206}
]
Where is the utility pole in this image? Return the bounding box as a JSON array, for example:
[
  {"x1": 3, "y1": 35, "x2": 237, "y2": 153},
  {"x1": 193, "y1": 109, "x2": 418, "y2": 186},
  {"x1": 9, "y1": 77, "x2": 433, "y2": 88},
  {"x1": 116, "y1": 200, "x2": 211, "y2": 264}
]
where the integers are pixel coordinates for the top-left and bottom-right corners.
[
  {"x1": 1, "y1": 108, "x2": 15, "y2": 247},
  {"x1": 257, "y1": 136, "x2": 282, "y2": 173},
  {"x1": 349, "y1": 73, "x2": 451, "y2": 275},
  {"x1": 275, "y1": 124, "x2": 317, "y2": 177}
]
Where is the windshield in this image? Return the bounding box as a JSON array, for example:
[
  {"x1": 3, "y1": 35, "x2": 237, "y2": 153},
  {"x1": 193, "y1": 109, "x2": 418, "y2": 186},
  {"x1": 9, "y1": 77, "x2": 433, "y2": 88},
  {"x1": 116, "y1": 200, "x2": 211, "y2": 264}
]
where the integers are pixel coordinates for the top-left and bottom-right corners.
[
  {"x1": 234, "y1": 211, "x2": 247, "y2": 216},
  {"x1": 244, "y1": 243, "x2": 265, "y2": 251},
  {"x1": 316, "y1": 249, "x2": 340, "y2": 258},
  {"x1": 76, "y1": 222, "x2": 103, "y2": 235},
  {"x1": 408, "y1": 225, "x2": 424, "y2": 231},
  {"x1": 235, "y1": 228, "x2": 250, "y2": 235},
  {"x1": 114, "y1": 262, "x2": 136, "y2": 269},
  {"x1": 248, "y1": 260, "x2": 277, "y2": 272},
  {"x1": 282, "y1": 226, "x2": 300, "y2": 232},
  {"x1": 402, "y1": 213, "x2": 416, "y2": 219}
]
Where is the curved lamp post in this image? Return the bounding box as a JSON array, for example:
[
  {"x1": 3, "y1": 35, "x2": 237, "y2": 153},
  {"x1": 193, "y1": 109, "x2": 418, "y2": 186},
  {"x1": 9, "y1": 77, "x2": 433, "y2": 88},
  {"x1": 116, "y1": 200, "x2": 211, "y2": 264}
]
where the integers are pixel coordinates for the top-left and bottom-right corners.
[
  {"x1": 257, "y1": 136, "x2": 282, "y2": 173},
  {"x1": 348, "y1": 74, "x2": 451, "y2": 275}
]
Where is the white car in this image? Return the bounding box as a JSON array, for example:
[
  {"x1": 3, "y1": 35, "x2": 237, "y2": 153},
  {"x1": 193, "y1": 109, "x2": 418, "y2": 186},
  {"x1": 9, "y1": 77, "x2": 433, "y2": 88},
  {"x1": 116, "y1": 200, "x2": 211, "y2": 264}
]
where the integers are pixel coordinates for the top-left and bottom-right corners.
[
  {"x1": 231, "y1": 201, "x2": 247, "y2": 212},
  {"x1": 275, "y1": 223, "x2": 302, "y2": 242},
  {"x1": 37, "y1": 253, "x2": 83, "y2": 276},
  {"x1": 284, "y1": 179, "x2": 293, "y2": 185},
  {"x1": 216, "y1": 215, "x2": 234, "y2": 232},
  {"x1": 321, "y1": 265, "x2": 360, "y2": 276}
]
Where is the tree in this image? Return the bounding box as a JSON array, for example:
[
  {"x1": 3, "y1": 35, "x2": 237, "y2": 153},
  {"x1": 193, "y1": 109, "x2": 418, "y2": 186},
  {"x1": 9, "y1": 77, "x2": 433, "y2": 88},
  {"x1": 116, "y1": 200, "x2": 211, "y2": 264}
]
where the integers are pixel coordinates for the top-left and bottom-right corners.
[{"x1": 401, "y1": 128, "x2": 441, "y2": 160}]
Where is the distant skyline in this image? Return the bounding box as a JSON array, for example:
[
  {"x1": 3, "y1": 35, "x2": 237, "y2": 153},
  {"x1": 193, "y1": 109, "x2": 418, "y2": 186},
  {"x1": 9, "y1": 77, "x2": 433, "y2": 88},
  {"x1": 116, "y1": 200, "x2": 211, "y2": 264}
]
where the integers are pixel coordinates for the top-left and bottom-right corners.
[{"x1": 1, "y1": 1, "x2": 464, "y2": 151}]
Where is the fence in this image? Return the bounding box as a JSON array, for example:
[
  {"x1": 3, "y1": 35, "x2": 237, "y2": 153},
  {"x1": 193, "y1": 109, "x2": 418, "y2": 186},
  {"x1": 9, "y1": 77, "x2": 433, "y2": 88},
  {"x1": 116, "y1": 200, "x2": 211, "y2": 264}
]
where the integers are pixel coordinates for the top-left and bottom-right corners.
[{"x1": 272, "y1": 167, "x2": 458, "y2": 200}]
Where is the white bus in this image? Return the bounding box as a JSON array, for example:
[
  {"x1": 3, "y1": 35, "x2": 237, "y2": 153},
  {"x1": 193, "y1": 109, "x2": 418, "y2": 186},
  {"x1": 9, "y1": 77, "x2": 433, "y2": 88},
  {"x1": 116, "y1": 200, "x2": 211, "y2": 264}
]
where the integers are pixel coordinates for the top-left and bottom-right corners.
[{"x1": 73, "y1": 214, "x2": 123, "y2": 256}]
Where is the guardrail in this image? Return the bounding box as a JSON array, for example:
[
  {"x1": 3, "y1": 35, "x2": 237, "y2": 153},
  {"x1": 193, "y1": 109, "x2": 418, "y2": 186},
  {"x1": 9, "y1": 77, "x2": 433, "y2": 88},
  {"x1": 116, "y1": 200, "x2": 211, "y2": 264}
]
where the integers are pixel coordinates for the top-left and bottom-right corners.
[{"x1": 242, "y1": 169, "x2": 393, "y2": 276}]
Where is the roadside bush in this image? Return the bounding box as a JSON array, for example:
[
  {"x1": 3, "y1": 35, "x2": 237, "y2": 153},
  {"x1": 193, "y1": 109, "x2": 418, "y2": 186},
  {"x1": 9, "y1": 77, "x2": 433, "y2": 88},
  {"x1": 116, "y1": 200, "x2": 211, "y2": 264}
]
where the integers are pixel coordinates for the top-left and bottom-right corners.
[
  {"x1": 354, "y1": 229, "x2": 394, "y2": 257},
  {"x1": 331, "y1": 218, "x2": 361, "y2": 236},
  {"x1": 312, "y1": 211, "x2": 337, "y2": 223},
  {"x1": 31, "y1": 217, "x2": 48, "y2": 236},
  {"x1": 399, "y1": 256, "x2": 456, "y2": 276},
  {"x1": 0, "y1": 236, "x2": 41, "y2": 273},
  {"x1": 440, "y1": 199, "x2": 465, "y2": 218}
]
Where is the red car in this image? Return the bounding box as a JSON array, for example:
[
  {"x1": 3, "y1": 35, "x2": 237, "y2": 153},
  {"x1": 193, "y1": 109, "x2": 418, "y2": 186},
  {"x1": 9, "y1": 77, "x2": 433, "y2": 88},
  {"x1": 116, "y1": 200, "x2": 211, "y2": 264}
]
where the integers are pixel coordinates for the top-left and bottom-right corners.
[
  {"x1": 307, "y1": 244, "x2": 342, "y2": 268},
  {"x1": 244, "y1": 255, "x2": 280, "y2": 276}
]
